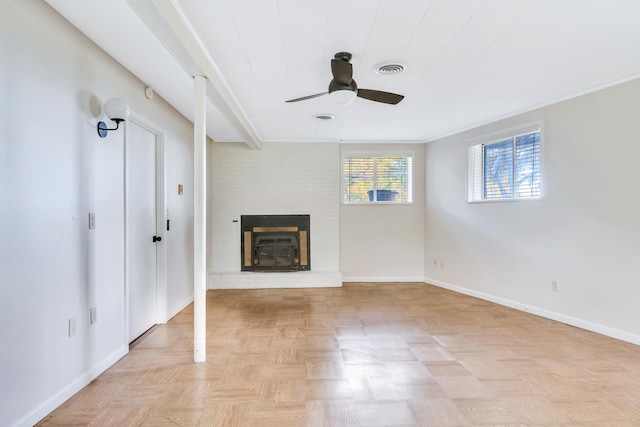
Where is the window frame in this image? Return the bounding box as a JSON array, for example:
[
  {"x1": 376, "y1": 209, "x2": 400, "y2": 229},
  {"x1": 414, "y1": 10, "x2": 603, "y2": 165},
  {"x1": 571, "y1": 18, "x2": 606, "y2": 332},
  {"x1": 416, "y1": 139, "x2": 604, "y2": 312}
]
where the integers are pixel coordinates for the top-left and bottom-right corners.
[
  {"x1": 341, "y1": 151, "x2": 415, "y2": 205},
  {"x1": 467, "y1": 121, "x2": 544, "y2": 203}
]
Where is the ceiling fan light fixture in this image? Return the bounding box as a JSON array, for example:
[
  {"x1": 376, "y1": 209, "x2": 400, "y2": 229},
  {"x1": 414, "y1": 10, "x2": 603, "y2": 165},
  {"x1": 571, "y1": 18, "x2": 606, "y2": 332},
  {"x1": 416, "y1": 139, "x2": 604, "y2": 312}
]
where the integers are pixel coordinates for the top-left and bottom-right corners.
[{"x1": 330, "y1": 89, "x2": 357, "y2": 105}]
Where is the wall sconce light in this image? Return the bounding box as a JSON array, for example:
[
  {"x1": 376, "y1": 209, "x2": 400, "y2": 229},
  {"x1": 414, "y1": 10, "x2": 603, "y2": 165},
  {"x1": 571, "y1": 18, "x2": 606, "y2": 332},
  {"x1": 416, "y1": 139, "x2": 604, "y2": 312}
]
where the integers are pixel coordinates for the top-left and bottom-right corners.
[{"x1": 97, "y1": 98, "x2": 130, "y2": 138}]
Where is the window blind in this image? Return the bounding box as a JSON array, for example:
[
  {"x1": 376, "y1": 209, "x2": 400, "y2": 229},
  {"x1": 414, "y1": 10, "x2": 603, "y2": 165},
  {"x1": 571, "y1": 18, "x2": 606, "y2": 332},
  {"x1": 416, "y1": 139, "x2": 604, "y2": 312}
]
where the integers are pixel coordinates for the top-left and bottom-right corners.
[
  {"x1": 484, "y1": 138, "x2": 514, "y2": 199},
  {"x1": 514, "y1": 131, "x2": 541, "y2": 198},
  {"x1": 343, "y1": 155, "x2": 413, "y2": 203},
  {"x1": 468, "y1": 128, "x2": 541, "y2": 202},
  {"x1": 343, "y1": 157, "x2": 374, "y2": 203}
]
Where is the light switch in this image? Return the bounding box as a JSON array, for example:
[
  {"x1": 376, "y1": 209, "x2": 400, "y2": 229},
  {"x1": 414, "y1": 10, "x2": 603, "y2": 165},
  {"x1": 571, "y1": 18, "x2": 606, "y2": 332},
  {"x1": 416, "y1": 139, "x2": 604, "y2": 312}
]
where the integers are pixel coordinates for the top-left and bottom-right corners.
[{"x1": 88, "y1": 213, "x2": 96, "y2": 229}]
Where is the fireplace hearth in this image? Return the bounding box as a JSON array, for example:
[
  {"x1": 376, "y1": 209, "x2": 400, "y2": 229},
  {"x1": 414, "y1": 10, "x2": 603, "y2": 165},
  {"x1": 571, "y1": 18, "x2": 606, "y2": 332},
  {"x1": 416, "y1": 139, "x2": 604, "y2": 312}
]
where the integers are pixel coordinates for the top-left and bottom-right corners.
[{"x1": 241, "y1": 215, "x2": 310, "y2": 272}]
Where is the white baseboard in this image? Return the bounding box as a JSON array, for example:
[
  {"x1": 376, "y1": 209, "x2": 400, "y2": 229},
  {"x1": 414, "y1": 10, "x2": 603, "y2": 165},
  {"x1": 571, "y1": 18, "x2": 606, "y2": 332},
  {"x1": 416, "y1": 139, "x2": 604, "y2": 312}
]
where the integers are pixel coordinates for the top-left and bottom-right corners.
[
  {"x1": 209, "y1": 271, "x2": 343, "y2": 289},
  {"x1": 167, "y1": 295, "x2": 194, "y2": 321},
  {"x1": 425, "y1": 277, "x2": 640, "y2": 347},
  {"x1": 17, "y1": 346, "x2": 128, "y2": 427},
  {"x1": 342, "y1": 276, "x2": 425, "y2": 283}
]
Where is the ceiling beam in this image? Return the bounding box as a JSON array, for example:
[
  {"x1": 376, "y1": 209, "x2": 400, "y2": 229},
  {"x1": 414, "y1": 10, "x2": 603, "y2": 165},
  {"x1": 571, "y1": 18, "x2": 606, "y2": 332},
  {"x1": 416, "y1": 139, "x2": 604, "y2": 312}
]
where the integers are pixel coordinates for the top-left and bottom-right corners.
[{"x1": 152, "y1": 0, "x2": 262, "y2": 150}]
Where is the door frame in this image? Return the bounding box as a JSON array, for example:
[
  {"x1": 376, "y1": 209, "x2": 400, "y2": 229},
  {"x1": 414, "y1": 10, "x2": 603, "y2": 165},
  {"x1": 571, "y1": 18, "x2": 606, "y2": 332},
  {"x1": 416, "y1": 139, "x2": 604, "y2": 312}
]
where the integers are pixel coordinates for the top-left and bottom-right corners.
[{"x1": 124, "y1": 117, "x2": 167, "y2": 345}]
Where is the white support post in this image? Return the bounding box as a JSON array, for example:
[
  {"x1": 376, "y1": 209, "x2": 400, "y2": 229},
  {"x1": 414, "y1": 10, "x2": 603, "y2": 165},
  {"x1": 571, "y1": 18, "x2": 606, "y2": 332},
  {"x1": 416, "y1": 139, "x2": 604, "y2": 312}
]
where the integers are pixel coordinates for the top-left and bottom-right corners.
[{"x1": 193, "y1": 75, "x2": 207, "y2": 363}]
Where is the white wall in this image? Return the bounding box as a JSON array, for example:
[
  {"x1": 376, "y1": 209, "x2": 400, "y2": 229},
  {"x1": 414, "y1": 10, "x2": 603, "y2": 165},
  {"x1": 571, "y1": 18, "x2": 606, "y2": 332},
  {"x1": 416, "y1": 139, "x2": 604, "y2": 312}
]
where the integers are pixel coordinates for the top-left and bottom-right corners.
[
  {"x1": 0, "y1": 2, "x2": 194, "y2": 425},
  {"x1": 209, "y1": 141, "x2": 341, "y2": 287},
  {"x1": 165, "y1": 134, "x2": 196, "y2": 318},
  {"x1": 424, "y1": 78, "x2": 640, "y2": 344},
  {"x1": 340, "y1": 143, "x2": 425, "y2": 282}
]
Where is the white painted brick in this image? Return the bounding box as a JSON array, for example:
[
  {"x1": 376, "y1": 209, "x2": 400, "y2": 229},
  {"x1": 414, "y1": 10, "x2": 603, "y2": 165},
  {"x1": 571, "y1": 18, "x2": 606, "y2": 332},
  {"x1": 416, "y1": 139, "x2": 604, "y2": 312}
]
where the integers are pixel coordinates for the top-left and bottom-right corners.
[
  {"x1": 210, "y1": 142, "x2": 341, "y2": 287},
  {"x1": 209, "y1": 271, "x2": 343, "y2": 289}
]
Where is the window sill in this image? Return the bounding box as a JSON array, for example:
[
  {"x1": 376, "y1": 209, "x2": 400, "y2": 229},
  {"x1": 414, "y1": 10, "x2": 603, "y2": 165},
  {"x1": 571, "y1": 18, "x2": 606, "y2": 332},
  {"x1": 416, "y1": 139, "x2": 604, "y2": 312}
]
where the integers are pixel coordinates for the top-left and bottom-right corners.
[
  {"x1": 467, "y1": 196, "x2": 542, "y2": 204},
  {"x1": 342, "y1": 201, "x2": 415, "y2": 205}
]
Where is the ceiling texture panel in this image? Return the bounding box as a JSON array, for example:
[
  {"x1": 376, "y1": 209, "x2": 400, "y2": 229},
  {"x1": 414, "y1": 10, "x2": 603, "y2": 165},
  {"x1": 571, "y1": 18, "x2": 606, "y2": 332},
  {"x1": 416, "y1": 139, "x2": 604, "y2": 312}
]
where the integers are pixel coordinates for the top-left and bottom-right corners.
[{"x1": 44, "y1": 0, "x2": 640, "y2": 146}]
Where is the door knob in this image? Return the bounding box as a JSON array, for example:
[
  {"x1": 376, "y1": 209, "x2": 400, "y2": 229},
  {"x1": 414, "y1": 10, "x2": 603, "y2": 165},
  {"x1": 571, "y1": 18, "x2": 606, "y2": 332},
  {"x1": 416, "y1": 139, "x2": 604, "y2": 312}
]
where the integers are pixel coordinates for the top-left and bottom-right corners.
[{"x1": 153, "y1": 236, "x2": 162, "y2": 242}]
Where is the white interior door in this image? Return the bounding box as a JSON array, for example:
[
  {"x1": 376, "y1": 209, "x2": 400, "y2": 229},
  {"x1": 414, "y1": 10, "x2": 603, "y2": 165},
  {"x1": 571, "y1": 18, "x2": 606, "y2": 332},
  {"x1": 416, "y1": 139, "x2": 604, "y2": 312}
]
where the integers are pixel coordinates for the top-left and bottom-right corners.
[{"x1": 127, "y1": 121, "x2": 158, "y2": 342}]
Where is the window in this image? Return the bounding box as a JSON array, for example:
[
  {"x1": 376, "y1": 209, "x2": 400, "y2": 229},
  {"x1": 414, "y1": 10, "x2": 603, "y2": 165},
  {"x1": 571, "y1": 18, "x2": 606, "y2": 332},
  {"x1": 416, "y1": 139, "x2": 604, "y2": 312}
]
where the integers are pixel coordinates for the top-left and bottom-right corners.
[
  {"x1": 342, "y1": 153, "x2": 413, "y2": 203},
  {"x1": 468, "y1": 125, "x2": 541, "y2": 202}
]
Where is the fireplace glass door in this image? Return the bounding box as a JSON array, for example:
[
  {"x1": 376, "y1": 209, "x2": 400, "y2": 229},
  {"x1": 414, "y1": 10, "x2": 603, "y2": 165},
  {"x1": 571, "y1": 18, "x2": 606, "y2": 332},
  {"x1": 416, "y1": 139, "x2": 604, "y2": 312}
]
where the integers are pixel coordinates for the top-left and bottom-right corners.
[{"x1": 241, "y1": 215, "x2": 310, "y2": 272}]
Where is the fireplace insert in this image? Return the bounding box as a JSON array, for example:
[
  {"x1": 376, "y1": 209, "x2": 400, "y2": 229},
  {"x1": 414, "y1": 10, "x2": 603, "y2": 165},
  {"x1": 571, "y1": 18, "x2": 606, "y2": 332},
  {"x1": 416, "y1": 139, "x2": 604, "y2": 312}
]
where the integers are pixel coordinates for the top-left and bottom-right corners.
[{"x1": 241, "y1": 215, "x2": 310, "y2": 272}]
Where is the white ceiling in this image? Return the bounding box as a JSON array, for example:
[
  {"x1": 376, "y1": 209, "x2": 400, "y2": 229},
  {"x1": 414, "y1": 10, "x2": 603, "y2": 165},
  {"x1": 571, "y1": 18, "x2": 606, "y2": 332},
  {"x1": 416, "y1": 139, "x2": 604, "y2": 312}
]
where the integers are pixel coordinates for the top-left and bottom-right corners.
[{"x1": 45, "y1": 0, "x2": 640, "y2": 146}]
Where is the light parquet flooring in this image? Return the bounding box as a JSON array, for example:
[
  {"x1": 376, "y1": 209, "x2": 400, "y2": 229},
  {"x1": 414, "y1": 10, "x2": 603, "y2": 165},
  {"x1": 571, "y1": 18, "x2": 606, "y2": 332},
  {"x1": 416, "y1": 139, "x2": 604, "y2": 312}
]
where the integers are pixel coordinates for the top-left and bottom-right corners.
[{"x1": 39, "y1": 283, "x2": 640, "y2": 426}]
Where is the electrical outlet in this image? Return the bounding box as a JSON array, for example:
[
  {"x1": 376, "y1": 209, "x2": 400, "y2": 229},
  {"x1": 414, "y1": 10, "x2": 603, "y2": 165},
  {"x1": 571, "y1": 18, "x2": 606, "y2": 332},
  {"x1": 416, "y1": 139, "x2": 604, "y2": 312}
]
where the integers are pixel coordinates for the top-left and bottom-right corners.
[
  {"x1": 90, "y1": 307, "x2": 97, "y2": 325},
  {"x1": 551, "y1": 281, "x2": 559, "y2": 292},
  {"x1": 88, "y1": 213, "x2": 96, "y2": 229},
  {"x1": 433, "y1": 259, "x2": 438, "y2": 266},
  {"x1": 69, "y1": 317, "x2": 77, "y2": 337},
  {"x1": 440, "y1": 259, "x2": 445, "y2": 268}
]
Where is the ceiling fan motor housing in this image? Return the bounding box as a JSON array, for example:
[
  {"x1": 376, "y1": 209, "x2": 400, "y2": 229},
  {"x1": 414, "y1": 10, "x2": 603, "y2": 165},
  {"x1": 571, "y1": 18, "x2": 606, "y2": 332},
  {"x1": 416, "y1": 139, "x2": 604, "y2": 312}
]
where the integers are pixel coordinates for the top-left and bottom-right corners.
[
  {"x1": 329, "y1": 78, "x2": 357, "y2": 94},
  {"x1": 334, "y1": 52, "x2": 352, "y2": 62}
]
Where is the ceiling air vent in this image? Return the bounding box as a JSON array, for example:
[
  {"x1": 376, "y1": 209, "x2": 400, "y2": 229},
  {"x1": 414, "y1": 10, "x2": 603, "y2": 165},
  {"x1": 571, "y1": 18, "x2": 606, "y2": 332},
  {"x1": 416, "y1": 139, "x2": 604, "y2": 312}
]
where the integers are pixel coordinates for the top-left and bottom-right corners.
[
  {"x1": 313, "y1": 114, "x2": 335, "y2": 121},
  {"x1": 373, "y1": 62, "x2": 406, "y2": 75}
]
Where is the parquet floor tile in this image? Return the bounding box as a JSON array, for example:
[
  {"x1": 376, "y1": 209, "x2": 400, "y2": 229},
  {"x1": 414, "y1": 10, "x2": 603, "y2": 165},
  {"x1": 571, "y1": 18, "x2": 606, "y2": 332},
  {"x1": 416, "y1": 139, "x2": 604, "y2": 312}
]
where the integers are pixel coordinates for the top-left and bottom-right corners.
[{"x1": 38, "y1": 283, "x2": 640, "y2": 426}]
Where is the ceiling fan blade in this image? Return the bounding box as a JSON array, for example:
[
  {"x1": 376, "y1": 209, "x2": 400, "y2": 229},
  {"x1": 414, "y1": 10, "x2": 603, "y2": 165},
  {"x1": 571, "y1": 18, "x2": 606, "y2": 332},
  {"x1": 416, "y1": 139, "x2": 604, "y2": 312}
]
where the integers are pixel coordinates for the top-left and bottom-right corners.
[
  {"x1": 331, "y1": 58, "x2": 353, "y2": 85},
  {"x1": 285, "y1": 92, "x2": 328, "y2": 103},
  {"x1": 357, "y1": 89, "x2": 404, "y2": 105}
]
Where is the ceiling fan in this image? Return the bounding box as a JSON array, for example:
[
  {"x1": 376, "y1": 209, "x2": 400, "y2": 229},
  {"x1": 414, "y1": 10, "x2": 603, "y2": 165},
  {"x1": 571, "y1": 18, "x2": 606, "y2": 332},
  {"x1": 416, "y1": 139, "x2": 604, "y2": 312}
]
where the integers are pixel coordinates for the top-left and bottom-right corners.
[{"x1": 285, "y1": 52, "x2": 404, "y2": 105}]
